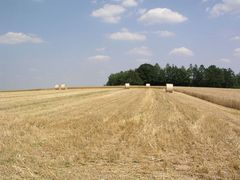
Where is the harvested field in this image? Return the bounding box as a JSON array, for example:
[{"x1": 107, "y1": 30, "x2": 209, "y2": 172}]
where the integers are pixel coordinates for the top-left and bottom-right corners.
[
  {"x1": 175, "y1": 87, "x2": 240, "y2": 110},
  {"x1": 0, "y1": 88, "x2": 240, "y2": 179}
]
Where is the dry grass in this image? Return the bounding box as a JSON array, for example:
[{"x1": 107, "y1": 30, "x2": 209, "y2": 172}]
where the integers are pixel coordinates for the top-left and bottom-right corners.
[
  {"x1": 0, "y1": 88, "x2": 240, "y2": 179},
  {"x1": 175, "y1": 87, "x2": 240, "y2": 110}
]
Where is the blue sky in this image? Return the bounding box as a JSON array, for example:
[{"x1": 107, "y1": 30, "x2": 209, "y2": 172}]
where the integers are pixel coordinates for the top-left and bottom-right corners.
[{"x1": 0, "y1": 0, "x2": 240, "y2": 90}]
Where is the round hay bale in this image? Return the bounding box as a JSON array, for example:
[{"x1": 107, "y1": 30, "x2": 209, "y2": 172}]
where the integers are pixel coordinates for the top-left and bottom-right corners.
[
  {"x1": 146, "y1": 83, "x2": 151, "y2": 87},
  {"x1": 125, "y1": 83, "x2": 130, "y2": 89},
  {"x1": 54, "y1": 84, "x2": 60, "y2": 90},
  {"x1": 60, "y1": 84, "x2": 66, "y2": 90},
  {"x1": 166, "y1": 84, "x2": 174, "y2": 93}
]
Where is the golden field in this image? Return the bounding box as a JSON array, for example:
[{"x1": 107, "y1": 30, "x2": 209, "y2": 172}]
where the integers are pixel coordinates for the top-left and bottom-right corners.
[
  {"x1": 0, "y1": 87, "x2": 240, "y2": 179},
  {"x1": 175, "y1": 87, "x2": 240, "y2": 110}
]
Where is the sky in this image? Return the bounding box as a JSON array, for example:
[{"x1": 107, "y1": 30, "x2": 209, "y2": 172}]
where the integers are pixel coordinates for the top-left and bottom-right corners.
[{"x1": 0, "y1": 0, "x2": 240, "y2": 90}]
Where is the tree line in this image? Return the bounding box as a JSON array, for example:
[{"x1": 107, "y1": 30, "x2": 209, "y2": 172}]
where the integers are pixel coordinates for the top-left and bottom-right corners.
[{"x1": 106, "y1": 63, "x2": 240, "y2": 88}]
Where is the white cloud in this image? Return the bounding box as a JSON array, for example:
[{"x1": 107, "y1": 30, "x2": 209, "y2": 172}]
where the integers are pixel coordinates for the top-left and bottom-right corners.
[
  {"x1": 91, "y1": 4, "x2": 126, "y2": 23},
  {"x1": 154, "y1": 30, "x2": 175, "y2": 38},
  {"x1": 91, "y1": 0, "x2": 97, "y2": 4},
  {"x1": 219, "y1": 58, "x2": 231, "y2": 63},
  {"x1": 169, "y1": 47, "x2": 194, "y2": 57},
  {"x1": 234, "y1": 48, "x2": 240, "y2": 56},
  {"x1": 139, "y1": 8, "x2": 188, "y2": 25},
  {"x1": 96, "y1": 47, "x2": 106, "y2": 52},
  {"x1": 88, "y1": 55, "x2": 111, "y2": 62},
  {"x1": 122, "y1": 0, "x2": 138, "y2": 7},
  {"x1": 0, "y1": 32, "x2": 44, "y2": 44},
  {"x1": 128, "y1": 46, "x2": 153, "y2": 57},
  {"x1": 136, "y1": 58, "x2": 151, "y2": 63},
  {"x1": 138, "y1": 8, "x2": 147, "y2": 15},
  {"x1": 109, "y1": 28, "x2": 146, "y2": 41},
  {"x1": 210, "y1": 0, "x2": 240, "y2": 17},
  {"x1": 231, "y1": 36, "x2": 240, "y2": 41}
]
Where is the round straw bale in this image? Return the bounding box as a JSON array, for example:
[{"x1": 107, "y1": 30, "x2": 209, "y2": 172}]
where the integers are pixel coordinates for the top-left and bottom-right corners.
[
  {"x1": 125, "y1": 83, "x2": 130, "y2": 89},
  {"x1": 166, "y1": 84, "x2": 174, "y2": 93},
  {"x1": 54, "y1": 84, "x2": 60, "y2": 90},
  {"x1": 60, "y1": 84, "x2": 66, "y2": 90}
]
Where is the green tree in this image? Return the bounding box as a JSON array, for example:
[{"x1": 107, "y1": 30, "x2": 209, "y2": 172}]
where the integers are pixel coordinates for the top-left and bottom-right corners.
[
  {"x1": 106, "y1": 63, "x2": 238, "y2": 88},
  {"x1": 156, "y1": 64, "x2": 166, "y2": 85},
  {"x1": 165, "y1": 64, "x2": 175, "y2": 84},
  {"x1": 177, "y1": 66, "x2": 191, "y2": 86},
  {"x1": 205, "y1": 65, "x2": 224, "y2": 87},
  {"x1": 198, "y1": 65, "x2": 206, "y2": 87},
  {"x1": 235, "y1": 73, "x2": 240, "y2": 88},
  {"x1": 222, "y1": 68, "x2": 235, "y2": 88},
  {"x1": 123, "y1": 70, "x2": 143, "y2": 85},
  {"x1": 106, "y1": 70, "x2": 143, "y2": 85},
  {"x1": 136, "y1": 64, "x2": 159, "y2": 85}
]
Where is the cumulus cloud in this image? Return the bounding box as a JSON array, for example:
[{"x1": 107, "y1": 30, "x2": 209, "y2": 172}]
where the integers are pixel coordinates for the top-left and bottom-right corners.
[
  {"x1": 128, "y1": 46, "x2": 153, "y2": 57},
  {"x1": 88, "y1": 55, "x2": 111, "y2": 62},
  {"x1": 169, "y1": 47, "x2": 194, "y2": 57},
  {"x1": 219, "y1": 58, "x2": 231, "y2": 63},
  {"x1": 138, "y1": 8, "x2": 147, "y2": 15},
  {"x1": 154, "y1": 30, "x2": 175, "y2": 38},
  {"x1": 139, "y1": 8, "x2": 188, "y2": 25},
  {"x1": 91, "y1": 0, "x2": 97, "y2": 4},
  {"x1": 96, "y1": 47, "x2": 106, "y2": 52},
  {"x1": 109, "y1": 28, "x2": 146, "y2": 41},
  {"x1": 234, "y1": 48, "x2": 240, "y2": 56},
  {"x1": 0, "y1": 32, "x2": 44, "y2": 44},
  {"x1": 91, "y1": 4, "x2": 126, "y2": 23},
  {"x1": 122, "y1": 0, "x2": 138, "y2": 7},
  {"x1": 231, "y1": 36, "x2": 240, "y2": 41},
  {"x1": 210, "y1": 0, "x2": 240, "y2": 17}
]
